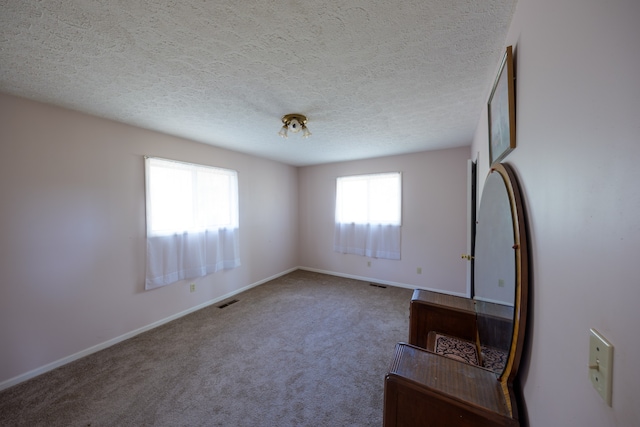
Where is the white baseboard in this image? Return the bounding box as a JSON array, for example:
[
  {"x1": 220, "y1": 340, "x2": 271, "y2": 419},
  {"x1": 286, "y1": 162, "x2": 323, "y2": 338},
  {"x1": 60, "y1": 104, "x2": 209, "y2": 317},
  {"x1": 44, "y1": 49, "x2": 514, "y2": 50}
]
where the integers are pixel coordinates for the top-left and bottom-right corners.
[
  {"x1": 298, "y1": 266, "x2": 467, "y2": 298},
  {"x1": 0, "y1": 267, "x2": 299, "y2": 392}
]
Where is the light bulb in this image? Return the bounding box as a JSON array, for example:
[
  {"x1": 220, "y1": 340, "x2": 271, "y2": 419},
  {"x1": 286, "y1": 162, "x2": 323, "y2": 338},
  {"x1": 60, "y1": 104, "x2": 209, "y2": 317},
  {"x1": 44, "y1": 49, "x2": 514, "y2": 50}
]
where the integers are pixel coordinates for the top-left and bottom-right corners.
[{"x1": 290, "y1": 118, "x2": 302, "y2": 133}]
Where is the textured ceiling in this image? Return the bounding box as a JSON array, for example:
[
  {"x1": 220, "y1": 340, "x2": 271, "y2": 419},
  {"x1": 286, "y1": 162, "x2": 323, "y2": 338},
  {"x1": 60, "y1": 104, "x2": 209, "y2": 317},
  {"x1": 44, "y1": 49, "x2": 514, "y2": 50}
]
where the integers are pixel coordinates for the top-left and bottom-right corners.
[{"x1": 0, "y1": 1, "x2": 516, "y2": 166}]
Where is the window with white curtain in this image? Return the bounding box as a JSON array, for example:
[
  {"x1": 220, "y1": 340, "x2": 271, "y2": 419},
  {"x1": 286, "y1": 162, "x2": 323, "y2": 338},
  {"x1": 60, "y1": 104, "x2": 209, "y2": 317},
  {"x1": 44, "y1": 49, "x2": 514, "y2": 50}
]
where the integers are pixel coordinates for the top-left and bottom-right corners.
[
  {"x1": 334, "y1": 172, "x2": 402, "y2": 260},
  {"x1": 145, "y1": 157, "x2": 240, "y2": 290}
]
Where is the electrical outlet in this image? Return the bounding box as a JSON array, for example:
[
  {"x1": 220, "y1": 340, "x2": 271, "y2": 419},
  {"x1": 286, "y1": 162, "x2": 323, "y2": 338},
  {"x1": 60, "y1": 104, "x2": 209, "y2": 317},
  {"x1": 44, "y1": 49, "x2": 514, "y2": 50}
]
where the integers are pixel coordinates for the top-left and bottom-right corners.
[
  {"x1": 367, "y1": 261, "x2": 371, "y2": 267},
  {"x1": 589, "y1": 329, "x2": 613, "y2": 406},
  {"x1": 417, "y1": 267, "x2": 422, "y2": 274},
  {"x1": 190, "y1": 283, "x2": 196, "y2": 293},
  {"x1": 498, "y1": 279, "x2": 505, "y2": 287}
]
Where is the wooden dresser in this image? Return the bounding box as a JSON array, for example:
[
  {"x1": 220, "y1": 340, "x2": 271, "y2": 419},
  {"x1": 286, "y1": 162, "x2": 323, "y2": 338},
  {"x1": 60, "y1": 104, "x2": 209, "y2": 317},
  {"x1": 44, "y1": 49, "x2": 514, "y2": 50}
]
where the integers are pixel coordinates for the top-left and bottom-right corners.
[
  {"x1": 383, "y1": 163, "x2": 529, "y2": 427},
  {"x1": 408, "y1": 290, "x2": 476, "y2": 346},
  {"x1": 384, "y1": 343, "x2": 518, "y2": 427}
]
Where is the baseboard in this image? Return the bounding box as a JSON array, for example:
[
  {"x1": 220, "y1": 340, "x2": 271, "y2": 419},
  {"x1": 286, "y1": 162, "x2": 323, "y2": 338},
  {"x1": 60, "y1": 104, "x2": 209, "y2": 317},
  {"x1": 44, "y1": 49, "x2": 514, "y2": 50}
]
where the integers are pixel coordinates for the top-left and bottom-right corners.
[
  {"x1": 0, "y1": 267, "x2": 299, "y2": 392},
  {"x1": 298, "y1": 266, "x2": 467, "y2": 297}
]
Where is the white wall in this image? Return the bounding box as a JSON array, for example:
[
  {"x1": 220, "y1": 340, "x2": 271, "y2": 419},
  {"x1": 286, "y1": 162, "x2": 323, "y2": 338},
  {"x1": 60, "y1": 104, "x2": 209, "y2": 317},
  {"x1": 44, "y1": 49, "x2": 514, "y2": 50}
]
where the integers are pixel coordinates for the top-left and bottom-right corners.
[
  {"x1": 0, "y1": 94, "x2": 299, "y2": 386},
  {"x1": 471, "y1": 0, "x2": 640, "y2": 425},
  {"x1": 298, "y1": 148, "x2": 470, "y2": 295}
]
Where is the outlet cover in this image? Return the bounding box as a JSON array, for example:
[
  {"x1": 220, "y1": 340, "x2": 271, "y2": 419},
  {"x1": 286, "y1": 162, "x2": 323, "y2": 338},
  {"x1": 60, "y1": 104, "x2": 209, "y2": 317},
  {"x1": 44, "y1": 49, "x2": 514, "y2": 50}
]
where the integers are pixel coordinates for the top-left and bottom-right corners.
[
  {"x1": 589, "y1": 328, "x2": 613, "y2": 406},
  {"x1": 190, "y1": 283, "x2": 196, "y2": 292}
]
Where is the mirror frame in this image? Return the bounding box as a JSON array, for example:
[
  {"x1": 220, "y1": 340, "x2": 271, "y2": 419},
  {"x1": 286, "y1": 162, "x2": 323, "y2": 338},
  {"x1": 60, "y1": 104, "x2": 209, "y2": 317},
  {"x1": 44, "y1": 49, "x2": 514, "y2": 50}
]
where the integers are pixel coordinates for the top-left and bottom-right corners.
[{"x1": 483, "y1": 164, "x2": 529, "y2": 407}]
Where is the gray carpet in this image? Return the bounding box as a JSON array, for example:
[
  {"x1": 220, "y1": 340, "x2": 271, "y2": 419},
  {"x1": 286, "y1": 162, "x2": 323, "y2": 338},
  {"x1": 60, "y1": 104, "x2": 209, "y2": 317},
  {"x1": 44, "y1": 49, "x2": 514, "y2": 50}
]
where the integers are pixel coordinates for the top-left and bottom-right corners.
[{"x1": 0, "y1": 270, "x2": 412, "y2": 426}]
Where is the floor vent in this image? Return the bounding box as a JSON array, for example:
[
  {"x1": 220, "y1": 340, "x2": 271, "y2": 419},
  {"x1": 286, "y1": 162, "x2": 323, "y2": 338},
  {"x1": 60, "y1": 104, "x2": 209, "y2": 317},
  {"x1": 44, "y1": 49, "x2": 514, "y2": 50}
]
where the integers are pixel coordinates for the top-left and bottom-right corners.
[
  {"x1": 369, "y1": 283, "x2": 387, "y2": 289},
  {"x1": 218, "y1": 299, "x2": 239, "y2": 309}
]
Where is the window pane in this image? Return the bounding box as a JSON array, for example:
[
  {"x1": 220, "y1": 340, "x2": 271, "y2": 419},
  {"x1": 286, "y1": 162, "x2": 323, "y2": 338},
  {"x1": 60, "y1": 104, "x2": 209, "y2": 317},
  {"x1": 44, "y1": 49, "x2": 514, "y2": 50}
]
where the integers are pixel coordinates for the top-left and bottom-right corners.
[
  {"x1": 336, "y1": 172, "x2": 401, "y2": 225},
  {"x1": 149, "y1": 165, "x2": 193, "y2": 233},
  {"x1": 369, "y1": 175, "x2": 401, "y2": 224},
  {"x1": 146, "y1": 157, "x2": 238, "y2": 235},
  {"x1": 338, "y1": 178, "x2": 368, "y2": 223}
]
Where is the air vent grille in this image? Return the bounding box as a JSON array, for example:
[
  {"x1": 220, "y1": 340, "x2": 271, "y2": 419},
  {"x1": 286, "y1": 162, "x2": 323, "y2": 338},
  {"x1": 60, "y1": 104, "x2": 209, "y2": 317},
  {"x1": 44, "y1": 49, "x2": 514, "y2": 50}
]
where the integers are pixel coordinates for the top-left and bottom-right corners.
[{"x1": 218, "y1": 299, "x2": 239, "y2": 309}]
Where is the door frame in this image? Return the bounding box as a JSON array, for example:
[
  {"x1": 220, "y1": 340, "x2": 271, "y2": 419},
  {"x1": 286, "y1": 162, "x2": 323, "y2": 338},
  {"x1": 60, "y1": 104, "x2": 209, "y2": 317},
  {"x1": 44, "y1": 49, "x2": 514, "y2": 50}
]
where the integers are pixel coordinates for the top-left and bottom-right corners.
[{"x1": 465, "y1": 157, "x2": 478, "y2": 298}]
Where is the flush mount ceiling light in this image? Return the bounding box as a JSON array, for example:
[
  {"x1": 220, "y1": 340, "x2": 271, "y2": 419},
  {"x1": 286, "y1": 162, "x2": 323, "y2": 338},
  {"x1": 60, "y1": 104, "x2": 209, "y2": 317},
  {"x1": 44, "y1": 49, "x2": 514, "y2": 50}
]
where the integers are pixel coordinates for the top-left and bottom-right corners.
[{"x1": 278, "y1": 113, "x2": 311, "y2": 138}]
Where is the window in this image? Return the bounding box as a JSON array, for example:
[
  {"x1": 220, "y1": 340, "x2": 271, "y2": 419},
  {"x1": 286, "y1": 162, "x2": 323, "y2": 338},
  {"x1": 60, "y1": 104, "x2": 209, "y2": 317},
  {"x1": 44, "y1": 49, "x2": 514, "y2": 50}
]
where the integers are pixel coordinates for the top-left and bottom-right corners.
[
  {"x1": 335, "y1": 173, "x2": 402, "y2": 225},
  {"x1": 145, "y1": 157, "x2": 240, "y2": 289},
  {"x1": 334, "y1": 172, "x2": 402, "y2": 260}
]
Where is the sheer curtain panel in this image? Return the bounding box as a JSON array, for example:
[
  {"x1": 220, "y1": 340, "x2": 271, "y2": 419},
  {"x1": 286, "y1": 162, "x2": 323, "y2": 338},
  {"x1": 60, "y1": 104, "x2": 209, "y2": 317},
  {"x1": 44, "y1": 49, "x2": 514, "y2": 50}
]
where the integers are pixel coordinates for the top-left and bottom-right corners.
[
  {"x1": 334, "y1": 172, "x2": 401, "y2": 260},
  {"x1": 145, "y1": 157, "x2": 240, "y2": 290}
]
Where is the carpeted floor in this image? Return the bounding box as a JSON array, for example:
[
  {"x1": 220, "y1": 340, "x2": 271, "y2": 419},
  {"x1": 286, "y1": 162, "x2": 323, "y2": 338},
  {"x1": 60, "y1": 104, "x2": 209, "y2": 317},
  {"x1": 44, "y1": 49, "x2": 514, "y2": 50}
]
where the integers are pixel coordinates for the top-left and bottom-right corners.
[{"x1": 0, "y1": 270, "x2": 412, "y2": 426}]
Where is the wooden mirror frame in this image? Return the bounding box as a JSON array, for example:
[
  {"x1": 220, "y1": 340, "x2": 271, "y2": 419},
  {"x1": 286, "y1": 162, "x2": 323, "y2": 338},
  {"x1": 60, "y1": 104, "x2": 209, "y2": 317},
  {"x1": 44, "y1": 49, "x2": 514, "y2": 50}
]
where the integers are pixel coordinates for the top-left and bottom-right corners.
[{"x1": 488, "y1": 163, "x2": 528, "y2": 409}]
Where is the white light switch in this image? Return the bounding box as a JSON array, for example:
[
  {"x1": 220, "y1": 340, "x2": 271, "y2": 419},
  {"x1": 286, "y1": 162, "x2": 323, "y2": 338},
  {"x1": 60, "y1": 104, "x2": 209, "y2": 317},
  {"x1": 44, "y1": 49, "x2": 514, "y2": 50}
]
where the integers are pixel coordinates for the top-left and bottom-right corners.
[{"x1": 589, "y1": 329, "x2": 613, "y2": 406}]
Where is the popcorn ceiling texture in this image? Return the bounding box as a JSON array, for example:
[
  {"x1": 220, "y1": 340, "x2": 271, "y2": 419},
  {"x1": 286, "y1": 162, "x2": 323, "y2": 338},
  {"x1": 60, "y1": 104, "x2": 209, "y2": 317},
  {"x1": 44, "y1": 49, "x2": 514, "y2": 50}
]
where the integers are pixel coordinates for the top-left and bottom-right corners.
[{"x1": 0, "y1": 1, "x2": 516, "y2": 166}]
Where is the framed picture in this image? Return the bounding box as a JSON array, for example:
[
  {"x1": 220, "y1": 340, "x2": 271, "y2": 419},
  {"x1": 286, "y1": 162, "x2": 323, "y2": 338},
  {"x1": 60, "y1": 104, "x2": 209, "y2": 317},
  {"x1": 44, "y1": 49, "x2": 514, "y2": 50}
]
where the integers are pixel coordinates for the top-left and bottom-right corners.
[{"x1": 488, "y1": 46, "x2": 516, "y2": 165}]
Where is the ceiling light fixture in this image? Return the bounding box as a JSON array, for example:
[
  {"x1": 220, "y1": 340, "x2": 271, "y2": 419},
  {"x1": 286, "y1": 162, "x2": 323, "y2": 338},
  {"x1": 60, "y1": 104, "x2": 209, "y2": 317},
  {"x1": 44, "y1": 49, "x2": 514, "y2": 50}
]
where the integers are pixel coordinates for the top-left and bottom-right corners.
[{"x1": 278, "y1": 113, "x2": 311, "y2": 138}]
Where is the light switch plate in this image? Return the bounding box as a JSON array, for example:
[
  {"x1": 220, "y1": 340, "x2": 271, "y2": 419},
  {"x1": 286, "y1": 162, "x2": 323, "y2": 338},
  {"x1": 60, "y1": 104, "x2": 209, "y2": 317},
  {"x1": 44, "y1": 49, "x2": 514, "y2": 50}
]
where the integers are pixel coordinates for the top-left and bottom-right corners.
[{"x1": 589, "y1": 328, "x2": 613, "y2": 406}]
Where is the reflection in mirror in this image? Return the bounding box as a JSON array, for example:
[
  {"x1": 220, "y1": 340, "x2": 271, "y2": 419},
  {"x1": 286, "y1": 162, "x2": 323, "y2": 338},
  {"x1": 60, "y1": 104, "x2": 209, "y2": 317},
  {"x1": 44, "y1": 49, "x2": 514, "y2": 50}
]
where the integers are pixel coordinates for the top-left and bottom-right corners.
[
  {"x1": 473, "y1": 164, "x2": 522, "y2": 376},
  {"x1": 475, "y1": 170, "x2": 515, "y2": 306}
]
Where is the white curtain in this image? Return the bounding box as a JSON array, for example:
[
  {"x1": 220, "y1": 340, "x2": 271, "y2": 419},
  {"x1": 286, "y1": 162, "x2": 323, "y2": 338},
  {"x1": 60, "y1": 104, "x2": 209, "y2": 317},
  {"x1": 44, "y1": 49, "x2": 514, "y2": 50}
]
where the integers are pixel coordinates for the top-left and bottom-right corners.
[
  {"x1": 146, "y1": 228, "x2": 240, "y2": 290},
  {"x1": 333, "y1": 223, "x2": 401, "y2": 259},
  {"x1": 145, "y1": 157, "x2": 240, "y2": 290}
]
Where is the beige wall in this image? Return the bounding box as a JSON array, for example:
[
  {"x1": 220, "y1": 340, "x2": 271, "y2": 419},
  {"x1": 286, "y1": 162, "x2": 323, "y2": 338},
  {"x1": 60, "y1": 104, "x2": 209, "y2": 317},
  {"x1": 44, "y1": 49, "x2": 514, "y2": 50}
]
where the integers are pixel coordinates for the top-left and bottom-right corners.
[
  {"x1": 471, "y1": 0, "x2": 640, "y2": 425},
  {"x1": 0, "y1": 94, "x2": 299, "y2": 385},
  {"x1": 298, "y1": 148, "x2": 470, "y2": 294}
]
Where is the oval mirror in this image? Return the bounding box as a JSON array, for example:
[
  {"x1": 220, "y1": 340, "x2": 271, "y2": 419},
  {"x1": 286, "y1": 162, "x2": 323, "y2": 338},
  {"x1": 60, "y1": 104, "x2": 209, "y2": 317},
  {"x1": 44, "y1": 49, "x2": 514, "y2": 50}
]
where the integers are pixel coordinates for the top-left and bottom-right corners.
[{"x1": 473, "y1": 163, "x2": 528, "y2": 385}]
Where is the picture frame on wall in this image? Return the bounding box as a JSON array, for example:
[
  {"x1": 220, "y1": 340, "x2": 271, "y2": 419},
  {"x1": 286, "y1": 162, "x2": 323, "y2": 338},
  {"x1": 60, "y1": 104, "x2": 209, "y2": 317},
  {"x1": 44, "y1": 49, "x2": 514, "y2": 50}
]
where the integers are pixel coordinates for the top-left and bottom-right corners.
[{"x1": 488, "y1": 45, "x2": 516, "y2": 165}]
